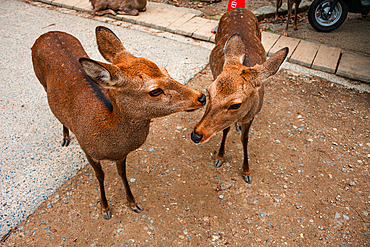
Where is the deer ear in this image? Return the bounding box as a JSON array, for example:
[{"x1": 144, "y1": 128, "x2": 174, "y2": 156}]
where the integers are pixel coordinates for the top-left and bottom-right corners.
[
  {"x1": 95, "y1": 26, "x2": 135, "y2": 63},
  {"x1": 253, "y1": 47, "x2": 289, "y2": 87},
  {"x1": 224, "y1": 33, "x2": 245, "y2": 67},
  {"x1": 79, "y1": 58, "x2": 123, "y2": 88}
]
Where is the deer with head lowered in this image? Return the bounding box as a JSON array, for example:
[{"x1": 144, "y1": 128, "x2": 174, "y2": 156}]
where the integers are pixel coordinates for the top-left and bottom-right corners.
[
  {"x1": 32, "y1": 26, "x2": 206, "y2": 219},
  {"x1": 89, "y1": 0, "x2": 147, "y2": 16},
  {"x1": 191, "y1": 9, "x2": 288, "y2": 184}
]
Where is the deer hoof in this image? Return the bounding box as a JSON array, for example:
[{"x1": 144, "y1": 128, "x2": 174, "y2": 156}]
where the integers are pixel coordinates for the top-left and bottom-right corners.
[
  {"x1": 214, "y1": 159, "x2": 223, "y2": 168},
  {"x1": 243, "y1": 175, "x2": 252, "y2": 184},
  {"x1": 62, "y1": 139, "x2": 70, "y2": 147},
  {"x1": 132, "y1": 203, "x2": 143, "y2": 213},
  {"x1": 294, "y1": 28, "x2": 298, "y2": 31},
  {"x1": 103, "y1": 210, "x2": 112, "y2": 220}
]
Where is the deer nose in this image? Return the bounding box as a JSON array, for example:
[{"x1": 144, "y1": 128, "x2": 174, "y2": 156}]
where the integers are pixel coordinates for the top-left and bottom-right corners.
[
  {"x1": 198, "y1": 93, "x2": 206, "y2": 106},
  {"x1": 191, "y1": 131, "x2": 203, "y2": 143}
]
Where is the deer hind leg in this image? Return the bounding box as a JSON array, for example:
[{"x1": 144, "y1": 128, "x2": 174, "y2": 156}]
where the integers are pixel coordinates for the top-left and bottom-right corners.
[
  {"x1": 62, "y1": 125, "x2": 70, "y2": 147},
  {"x1": 85, "y1": 154, "x2": 112, "y2": 219},
  {"x1": 293, "y1": 1, "x2": 300, "y2": 30},
  {"x1": 284, "y1": 1, "x2": 292, "y2": 36},
  {"x1": 241, "y1": 120, "x2": 253, "y2": 184},
  {"x1": 116, "y1": 158, "x2": 143, "y2": 213},
  {"x1": 214, "y1": 126, "x2": 230, "y2": 168},
  {"x1": 275, "y1": 0, "x2": 282, "y2": 20}
]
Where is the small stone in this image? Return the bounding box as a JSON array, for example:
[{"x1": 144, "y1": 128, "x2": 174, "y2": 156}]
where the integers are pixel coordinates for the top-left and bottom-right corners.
[
  {"x1": 283, "y1": 185, "x2": 288, "y2": 189},
  {"x1": 343, "y1": 215, "x2": 349, "y2": 220},
  {"x1": 253, "y1": 200, "x2": 258, "y2": 204},
  {"x1": 130, "y1": 178, "x2": 136, "y2": 183},
  {"x1": 219, "y1": 194, "x2": 225, "y2": 199},
  {"x1": 335, "y1": 212, "x2": 341, "y2": 219},
  {"x1": 340, "y1": 243, "x2": 347, "y2": 247},
  {"x1": 363, "y1": 211, "x2": 368, "y2": 216},
  {"x1": 349, "y1": 181, "x2": 355, "y2": 186},
  {"x1": 260, "y1": 212, "x2": 266, "y2": 218},
  {"x1": 47, "y1": 203, "x2": 52, "y2": 209}
]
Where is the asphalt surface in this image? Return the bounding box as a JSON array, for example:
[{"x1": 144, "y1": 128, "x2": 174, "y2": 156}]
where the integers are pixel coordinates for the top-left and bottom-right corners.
[{"x1": 0, "y1": 0, "x2": 210, "y2": 238}]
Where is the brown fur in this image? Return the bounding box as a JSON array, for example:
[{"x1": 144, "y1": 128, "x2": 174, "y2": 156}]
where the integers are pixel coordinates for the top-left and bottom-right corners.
[
  {"x1": 191, "y1": 9, "x2": 288, "y2": 184},
  {"x1": 276, "y1": 0, "x2": 302, "y2": 36},
  {"x1": 32, "y1": 26, "x2": 205, "y2": 219},
  {"x1": 89, "y1": 0, "x2": 146, "y2": 16}
]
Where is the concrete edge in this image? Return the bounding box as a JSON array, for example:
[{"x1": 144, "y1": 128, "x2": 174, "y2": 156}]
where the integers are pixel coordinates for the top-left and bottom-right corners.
[
  {"x1": 148, "y1": 2, "x2": 203, "y2": 16},
  {"x1": 282, "y1": 61, "x2": 370, "y2": 93}
]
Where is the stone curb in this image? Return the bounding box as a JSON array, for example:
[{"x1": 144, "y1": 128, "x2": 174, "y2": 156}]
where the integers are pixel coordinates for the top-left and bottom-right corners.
[{"x1": 34, "y1": 0, "x2": 370, "y2": 84}]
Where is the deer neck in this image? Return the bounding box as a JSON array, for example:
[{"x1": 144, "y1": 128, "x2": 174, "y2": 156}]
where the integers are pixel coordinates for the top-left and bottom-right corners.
[{"x1": 108, "y1": 90, "x2": 151, "y2": 132}]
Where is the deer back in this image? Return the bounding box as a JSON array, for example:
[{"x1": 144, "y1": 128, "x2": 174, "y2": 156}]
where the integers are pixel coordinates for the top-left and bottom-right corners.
[{"x1": 210, "y1": 8, "x2": 266, "y2": 79}]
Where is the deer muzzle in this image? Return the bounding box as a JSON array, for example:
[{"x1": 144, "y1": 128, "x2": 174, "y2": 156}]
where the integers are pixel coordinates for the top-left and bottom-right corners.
[
  {"x1": 198, "y1": 93, "x2": 207, "y2": 106},
  {"x1": 191, "y1": 131, "x2": 203, "y2": 143}
]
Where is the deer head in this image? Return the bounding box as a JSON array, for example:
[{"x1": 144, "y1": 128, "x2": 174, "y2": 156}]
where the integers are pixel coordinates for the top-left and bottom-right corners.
[
  {"x1": 192, "y1": 34, "x2": 288, "y2": 143},
  {"x1": 80, "y1": 26, "x2": 206, "y2": 121}
]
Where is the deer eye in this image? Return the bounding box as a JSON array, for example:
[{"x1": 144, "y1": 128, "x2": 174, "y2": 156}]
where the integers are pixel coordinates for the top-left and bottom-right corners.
[
  {"x1": 149, "y1": 88, "x2": 164, "y2": 97},
  {"x1": 229, "y1": 103, "x2": 241, "y2": 110}
]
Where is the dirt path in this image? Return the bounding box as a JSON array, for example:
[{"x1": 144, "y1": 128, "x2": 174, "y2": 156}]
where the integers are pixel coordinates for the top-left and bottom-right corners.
[{"x1": 4, "y1": 66, "x2": 369, "y2": 246}]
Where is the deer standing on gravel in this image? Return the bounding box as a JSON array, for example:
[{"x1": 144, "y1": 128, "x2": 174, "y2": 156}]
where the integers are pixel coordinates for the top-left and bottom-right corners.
[
  {"x1": 89, "y1": 0, "x2": 146, "y2": 16},
  {"x1": 276, "y1": 0, "x2": 302, "y2": 36},
  {"x1": 32, "y1": 26, "x2": 206, "y2": 219},
  {"x1": 191, "y1": 9, "x2": 288, "y2": 184}
]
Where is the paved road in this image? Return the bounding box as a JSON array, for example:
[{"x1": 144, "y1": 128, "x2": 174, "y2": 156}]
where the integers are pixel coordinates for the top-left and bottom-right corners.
[{"x1": 0, "y1": 0, "x2": 210, "y2": 238}]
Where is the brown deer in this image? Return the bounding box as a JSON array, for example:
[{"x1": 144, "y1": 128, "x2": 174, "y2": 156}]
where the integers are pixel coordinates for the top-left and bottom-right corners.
[
  {"x1": 32, "y1": 26, "x2": 206, "y2": 219},
  {"x1": 89, "y1": 0, "x2": 146, "y2": 16},
  {"x1": 276, "y1": 0, "x2": 302, "y2": 36},
  {"x1": 191, "y1": 9, "x2": 288, "y2": 184}
]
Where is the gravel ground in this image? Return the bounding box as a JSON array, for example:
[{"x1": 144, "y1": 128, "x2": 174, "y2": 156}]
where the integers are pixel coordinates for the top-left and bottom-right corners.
[
  {"x1": 3, "y1": 65, "x2": 369, "y2": 246},
  {"x1": 1, "y1": 0, "x2": 369, "y2": 245}
]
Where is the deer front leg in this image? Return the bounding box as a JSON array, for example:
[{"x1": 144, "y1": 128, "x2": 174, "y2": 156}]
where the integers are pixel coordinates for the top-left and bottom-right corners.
[
  {"x1": 85, "y1": 154, "x2": 112, "y2": 219},
  {"x1": 116, "y1": 158, "x2": 143, "y2": 213},
  {"x1": 215, "y1": 126, "x2": 230, "y2": 167},
  {"x1": 241, "y1": 119, "x2": 253, "y2": 184},
  {"x1": 62, "y1": 125, "x2": 70, "y2": 147},
  {"x1": 117, "y1": 6, "x2": 139, "y2": 16},
  {"x1": 93, "y1": 9, "x2": 117, "y2": 16}
]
